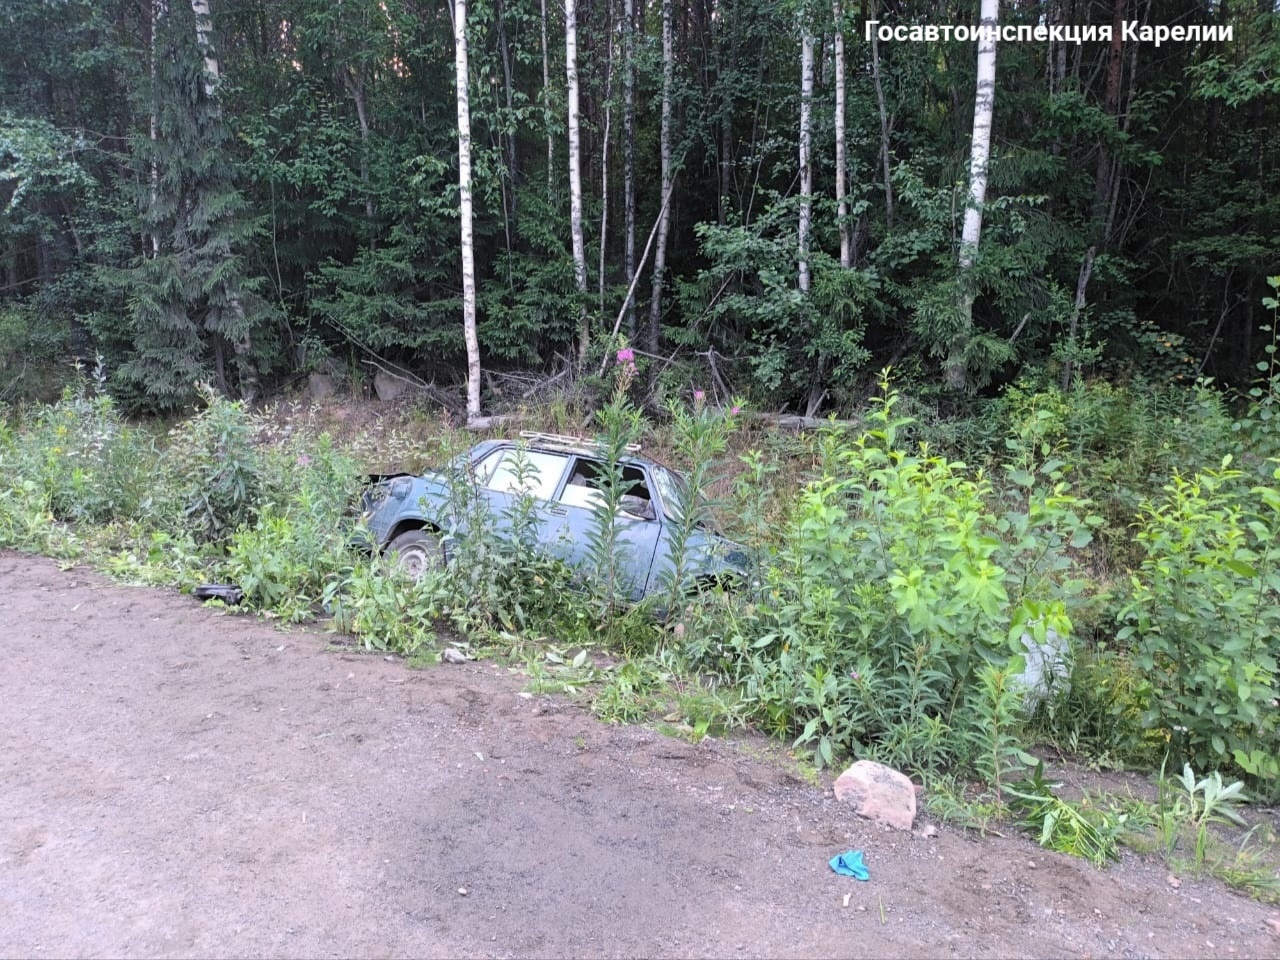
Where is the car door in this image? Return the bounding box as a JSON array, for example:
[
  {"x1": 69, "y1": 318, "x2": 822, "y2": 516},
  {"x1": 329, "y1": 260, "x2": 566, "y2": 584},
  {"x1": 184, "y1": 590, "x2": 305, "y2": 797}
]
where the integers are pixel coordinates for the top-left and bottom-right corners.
[{"x1": 538, "y1": 455, "x2": 663, "y2": 600}]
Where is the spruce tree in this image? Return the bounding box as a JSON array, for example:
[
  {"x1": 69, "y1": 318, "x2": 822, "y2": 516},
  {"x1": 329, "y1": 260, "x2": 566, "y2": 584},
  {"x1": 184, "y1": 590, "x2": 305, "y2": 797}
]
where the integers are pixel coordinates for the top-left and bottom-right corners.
[{"x1": 117, "y1": 0, "x2": 265, "y2": 408}]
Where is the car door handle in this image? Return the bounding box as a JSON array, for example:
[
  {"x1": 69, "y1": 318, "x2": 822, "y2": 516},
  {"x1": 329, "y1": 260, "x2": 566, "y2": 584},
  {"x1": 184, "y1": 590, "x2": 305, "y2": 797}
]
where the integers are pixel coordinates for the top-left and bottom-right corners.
[{"x1": 548, "y1": 507, "x2": 568, "y2": 517}]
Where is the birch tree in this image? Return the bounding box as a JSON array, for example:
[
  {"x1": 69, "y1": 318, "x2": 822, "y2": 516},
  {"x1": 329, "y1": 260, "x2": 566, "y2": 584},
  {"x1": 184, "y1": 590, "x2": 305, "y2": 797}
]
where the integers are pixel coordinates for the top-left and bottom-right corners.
[
  {"x1": 797, "y1": 13, "x2": 814, "y2": 293},
  {"x1": 833, "y1": 0, "x2": 849, "y2": 268},
  {"x1": 541, "y1": 0, "x2": 553, "y2": 194},
  {"x1": 454, "y1": 0, "x2": 482, "y2": 420},
  {"x1": 948, "y1": 0, "x2": 999, "y2": 392},
  {"x1": 647, "y1": 0, "x2": 674, "y2": 358},
  {"x1": 189, "y1": 0, "x2": 219, "y2": 97},
  {"x1": 566, "y1": 0, "x2": 588, "y2": 362},
  {"x1": 622, "y1": 0, "x2": 637, "y2": 336}
]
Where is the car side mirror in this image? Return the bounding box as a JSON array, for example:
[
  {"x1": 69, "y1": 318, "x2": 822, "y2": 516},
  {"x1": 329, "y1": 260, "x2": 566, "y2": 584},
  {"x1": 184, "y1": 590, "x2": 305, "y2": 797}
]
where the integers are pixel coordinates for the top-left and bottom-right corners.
[{"x1": 618, "y1": 494, "x2": 656, "y2": 521}]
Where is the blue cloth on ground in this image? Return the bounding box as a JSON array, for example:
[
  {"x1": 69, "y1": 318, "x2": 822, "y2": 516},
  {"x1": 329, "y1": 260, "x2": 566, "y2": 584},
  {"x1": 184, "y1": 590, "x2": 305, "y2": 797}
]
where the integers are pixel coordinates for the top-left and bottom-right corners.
[{"x1": 829, "y1": 849, "x2": 870, "y2": 881}]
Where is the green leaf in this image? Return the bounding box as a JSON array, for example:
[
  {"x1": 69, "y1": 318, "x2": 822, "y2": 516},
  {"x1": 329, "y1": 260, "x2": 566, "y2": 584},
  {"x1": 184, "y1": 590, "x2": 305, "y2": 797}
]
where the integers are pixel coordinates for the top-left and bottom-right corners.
[{"x1": 1225, "y1": 559, "x2": 1257, "y2": 578}]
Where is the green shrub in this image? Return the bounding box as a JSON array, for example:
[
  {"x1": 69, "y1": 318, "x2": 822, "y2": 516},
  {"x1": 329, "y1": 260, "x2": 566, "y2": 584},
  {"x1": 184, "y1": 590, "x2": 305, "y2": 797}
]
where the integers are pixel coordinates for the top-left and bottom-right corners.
[
  {"x1": 1118, "y1": 460, "x2": 1280, "y2": 792},
  {"x1": 325, "y1": 556, "x2": 440, "y2": 655},
  {"x1": 167, "y1": 387, "x2": 261, "y2": 544},
  {"x1": 683, "y1": 381, "x2": 1098, "y2": 777},
  {"x1": 224, "y1": 432, "x2": 367, "y2": 620},
  {"x1": 9, "y1": 375, "x2": 163, "y2": 526}
]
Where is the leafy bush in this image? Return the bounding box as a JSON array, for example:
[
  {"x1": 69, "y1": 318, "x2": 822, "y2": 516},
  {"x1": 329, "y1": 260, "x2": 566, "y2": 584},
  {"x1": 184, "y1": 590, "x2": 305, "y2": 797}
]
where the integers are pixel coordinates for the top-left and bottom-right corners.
[
  {"x1": 683, "y1": 381, "x2": 1097, "y2": 776},
  {"x1": 225, "y1": 433, "x2": 367, "y2": 620},
  {"x1": 325, "y1": 556, "x2": 440, "y2": 655},
  {"x1": 14, "y1": 374, "x2": 162, "y2": 526},
  {"x1": 167, "y1": 387, "x2": 261, "y2": 544},
  {"x1": 1118, "y1": 460, "x2": 1280, "y2": 791}
]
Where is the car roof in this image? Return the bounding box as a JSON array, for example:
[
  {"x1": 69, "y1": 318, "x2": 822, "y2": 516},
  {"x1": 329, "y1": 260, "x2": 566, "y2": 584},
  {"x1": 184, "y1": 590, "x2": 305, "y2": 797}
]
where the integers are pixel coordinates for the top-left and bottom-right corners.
[{"x1": 477, "y1": 432, "x2": 659, "y2": 470}]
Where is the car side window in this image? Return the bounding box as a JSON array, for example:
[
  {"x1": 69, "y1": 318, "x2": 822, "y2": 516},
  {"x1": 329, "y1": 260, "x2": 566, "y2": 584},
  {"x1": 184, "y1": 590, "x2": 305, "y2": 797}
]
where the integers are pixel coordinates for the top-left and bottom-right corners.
[
  {"x1": 484, "y1": 449, "x2": 568, "y2": 501},
  {"x1": 559, "y1": 458, "x2": 655, "y2": 519}
]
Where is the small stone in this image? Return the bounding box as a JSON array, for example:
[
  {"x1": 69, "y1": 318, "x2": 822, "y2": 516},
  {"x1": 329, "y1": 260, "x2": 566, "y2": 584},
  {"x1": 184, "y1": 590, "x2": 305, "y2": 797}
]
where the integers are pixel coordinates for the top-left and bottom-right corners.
[
  {"x1": 1265, "y1": 915, "x2": 1280, "y2": 937},
  {"x1": 442, "y1": 648, "x2": 467, "y2": 664},
  {"x1": 458, "y1": 887, "x2": 468, "y2": 896},
  {"x1": 916, "y1": 824, "x2": 939, "y2": 840},
  {"x1": 1028, "y1": 860, "x2": 1037, "y2": 869},
  {"x1": 1167, "y1": 875, "x2": 1182, "y2": 889}
]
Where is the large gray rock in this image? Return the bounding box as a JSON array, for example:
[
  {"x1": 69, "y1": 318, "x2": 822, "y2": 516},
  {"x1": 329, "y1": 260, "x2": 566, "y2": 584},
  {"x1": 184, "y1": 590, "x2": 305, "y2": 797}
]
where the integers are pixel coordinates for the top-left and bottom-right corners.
[
  {"x1": 374, "y1": 368, "x2": 409, "y2": 402},
  {"x1": 308, "y1": 372, "x2": 337, "y2": 400},
  {"x1": 833, "y1": 760, "x2": 917, "y2": 831}
]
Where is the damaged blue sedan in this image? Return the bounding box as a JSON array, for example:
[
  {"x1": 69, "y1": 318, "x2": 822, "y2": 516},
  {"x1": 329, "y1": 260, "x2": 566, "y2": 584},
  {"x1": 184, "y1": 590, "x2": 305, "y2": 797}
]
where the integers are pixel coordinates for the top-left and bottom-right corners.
[{"x1": 361, "y1": 432, "x2": 749, "y2": 601}]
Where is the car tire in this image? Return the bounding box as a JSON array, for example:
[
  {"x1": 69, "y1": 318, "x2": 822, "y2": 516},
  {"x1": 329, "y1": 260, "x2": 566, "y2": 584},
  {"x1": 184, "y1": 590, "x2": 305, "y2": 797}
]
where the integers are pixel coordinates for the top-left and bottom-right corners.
[{"x1": 386, "y1": 528, "x2": 443, "y2": 581}]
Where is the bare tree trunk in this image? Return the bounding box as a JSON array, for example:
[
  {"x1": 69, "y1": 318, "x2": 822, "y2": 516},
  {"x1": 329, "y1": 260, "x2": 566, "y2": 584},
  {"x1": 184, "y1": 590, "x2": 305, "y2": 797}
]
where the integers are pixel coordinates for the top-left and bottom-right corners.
[
  {"x1": 870, "y1": 1, "x2": 894, "y2": 229},
  {"x1": 566, "y1": 0, "x2": 589, "y2": 363},
  {"x1": 946, "y1": 0, "x2": 999, "y2": 393},
  {"x1": 495, "y1": 0, "x2": 518, "y2": 203},
  {"x1": 454, "y1": 0, "x2": 482, "y2": 420},
  {"x1": 647, "y1": 0, "x2": 674, "y2": 360},
  {"x1": 598, "y1": 28, "x2": 613, "y2": 316},
  {"x1": 833, "y1": 0, "x2": 849, "y2": 268},
  {"x1": 339, "y1": 68, "x2": 376, "y2": 227},
  {"x1": 798, "y1": 21, "x2": 813, "y2": 293},
  {"x1": 623, "y1": 0, "x2": 636, "y2": 336},
  {"x1": 1063, "y1": 0, "x2": 1127, "y2": 391},
  {"x1": 1061, "y1": 246, "x2": 1096, "y2": 390}
]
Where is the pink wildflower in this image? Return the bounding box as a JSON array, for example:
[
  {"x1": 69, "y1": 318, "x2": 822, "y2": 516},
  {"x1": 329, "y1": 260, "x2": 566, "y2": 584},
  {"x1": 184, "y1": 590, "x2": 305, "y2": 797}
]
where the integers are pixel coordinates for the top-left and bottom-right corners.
[
  {"x1": 296, "y1": 454, "x2": 312, "y2": 467},
  {"x1": 694, "y1": 389, "x2": 705, "y2": 403},
  {"x1": 730, "y1": 405, "x2": 741, "y2": 416},
  {"x1": 616, "y1": 347, "x2": 635, "y2": 364}
]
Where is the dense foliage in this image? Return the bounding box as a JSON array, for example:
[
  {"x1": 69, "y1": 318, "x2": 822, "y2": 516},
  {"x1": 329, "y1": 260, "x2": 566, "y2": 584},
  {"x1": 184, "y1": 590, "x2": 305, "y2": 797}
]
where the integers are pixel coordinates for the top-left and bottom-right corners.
[{"x1": 2, "y1": 0, "x2": 1278, "y2": 409}]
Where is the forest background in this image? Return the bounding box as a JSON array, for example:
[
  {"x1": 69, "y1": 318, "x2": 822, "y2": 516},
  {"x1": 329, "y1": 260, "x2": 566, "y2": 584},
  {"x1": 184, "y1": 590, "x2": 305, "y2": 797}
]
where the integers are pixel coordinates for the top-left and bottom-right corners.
[{"x1": 2, "y1": 0, "x2": 1277, "y2": 412}]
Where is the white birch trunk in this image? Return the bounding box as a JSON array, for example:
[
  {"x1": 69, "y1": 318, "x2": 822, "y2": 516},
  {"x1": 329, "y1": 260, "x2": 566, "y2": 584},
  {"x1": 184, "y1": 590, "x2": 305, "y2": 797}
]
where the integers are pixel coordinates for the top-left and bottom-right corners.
[
  {"x1": 598, "y1": 57, "x2": 611, "y2": 313},
  {"x1": 541, "y1": 0, "x2": 553, "y2": 194},
  {"x1": 149, "y1": 0, "x2": 163, "y2": 258},
  {"x1": 647, "y1": 0, "x2": 674, "y2": 358},
  {"x1": 454, "y1": 0, "x2": 482, "y2": 420},
  {"x1": 622, "y1": 0, "x2": 636, "y2": 336},
  {"x1": 833, "y1": 0, "x2": 849, "y2": 269},
  {"x1": 566, "y1": 0, "x2": 589, "y2": 362},
  {"x1": 948, "y1": 0, "x2": 999, "y2": 392},
  {"x1": 959, "y1": 0, "x2": 998, "y2": 272},
  {"x1": 798, "y1": 25, "x2": 813, "y2": 294},
  {"x1": 189, "y1": 0, "x2": 219, "y2": 98}
]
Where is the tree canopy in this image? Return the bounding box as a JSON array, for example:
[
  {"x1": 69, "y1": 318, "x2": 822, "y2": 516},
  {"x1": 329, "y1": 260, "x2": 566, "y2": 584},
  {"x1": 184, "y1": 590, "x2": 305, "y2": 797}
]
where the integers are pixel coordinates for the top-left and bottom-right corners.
[{"x1": 1, "y1": 0, "x2": 1277, "y2": 410}]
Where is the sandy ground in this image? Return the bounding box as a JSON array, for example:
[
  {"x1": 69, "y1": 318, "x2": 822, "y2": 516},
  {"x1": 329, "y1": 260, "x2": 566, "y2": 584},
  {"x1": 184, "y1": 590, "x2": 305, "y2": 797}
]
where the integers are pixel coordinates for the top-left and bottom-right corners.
[{"x1": 1, "y1": 551, "x2": 1278, "y2": 959}]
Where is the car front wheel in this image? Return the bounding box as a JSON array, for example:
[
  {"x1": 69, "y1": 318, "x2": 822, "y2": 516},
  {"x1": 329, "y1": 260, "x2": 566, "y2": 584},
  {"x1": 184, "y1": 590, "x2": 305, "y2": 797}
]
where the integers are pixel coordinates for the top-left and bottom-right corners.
[{"x1": 386, "y1": 528, "x2": 443, "y2": 581}]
